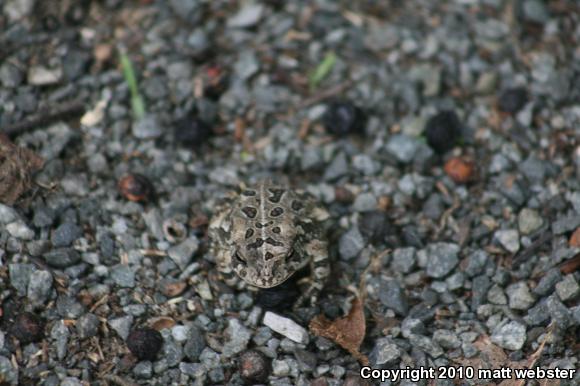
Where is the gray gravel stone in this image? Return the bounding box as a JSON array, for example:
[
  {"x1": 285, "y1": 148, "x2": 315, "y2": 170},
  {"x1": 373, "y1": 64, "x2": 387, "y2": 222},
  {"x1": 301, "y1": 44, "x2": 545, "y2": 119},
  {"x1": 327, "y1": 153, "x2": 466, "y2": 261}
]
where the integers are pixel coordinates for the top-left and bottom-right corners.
[
  {"x1": 0, "y1": 355, "x2": 18, "y2": 385},
  {"x1": 234, "y1": 51, "x2": 259, "y2": 81},
  {"x1": 464, "y1": 249, "x2": 489, "y2": 277},
  {"x1": 76, "y1": 313, "x2": 100, "y2": 338},
  {"x1": 352, "y1": 192, "x2": 377, "y2": 212},
  {"x1": 0, "y1": 204, "x2": 18, "y2": 223},
  {"x1": 517, "y1": 208, "x2": 543, "y2": 235},
  {"x1": 108, "y1": 315, "x2": 134, "y2": 340},
  {"x1": 133, "y1": 361, "x2": 153, "y2": 379},
  {"x1": 471, "y1": 275, "x2": 492, "y2": 310},
  {"x1": 369, "y1": 338, "x2": 401, "y2": 367},
  {"x1": 385, "y1": 134, "x2": 418, "y2": 163},
  {"x1": 555, "y1": 274, "x2": 580, "y2": 301},
  {"x1": 6, "y1": 221, "x2": 34, "y2": 240},
  {"x1": 179, "y1": 362, "x2": 204, "y2": 378},
  {"x1": 263, "y1": 311, "x2": 309, "y2": 344},
  {"x1": 338, "y1": 226, "x2": 365, "y2": 260},
  {"x1": 391, "y1": 247, "x2": 416, "y2": 274},
  {"x1": 520, "y1": 0, "x2": 550, "y2": 24},
  {"x1": 50, "y1": 320, "x2": 70, "y2": 360},
  {"x1": 168, "y1": 237, "x2": 199, "y2": 270},
  {"x1": 51, "y1": 222, "x2": 82, "y2": 247},
  {"x1": 491, "y1": 321, "x2": 526, "y2": 350},
  {"x1": 27, "y1": 270, "x2": 53, "y2": 307},
  {"x1": 546, "y1": 295, "x2": 573, "y2": 329},
  {"x1": 222, "y1": 318, "x2": 252, "y2": 358},
  {"x1": 57, "y1": 295, "x2": 86, "y2": 318},
  {"x1": 132, "y1": 114, "x2": 162, "y2": 139},
  {"x1": 426, "y1": 243, "x2": 459, "y2": 278},
  {"x1": 552, "y1": 214, "x2": 580, "y2": 235},
  {"x1": 487, "y1": 284, "x2": 507, "y2": 305},
  {"x1": 43, "y1": 248, "x2": 81, "y2": 268},
  {"x1": 323, "y1": 152, "x2": 349, "y2": 181},
  {"x1": 227, "y1": 3, "x2": 264, "y2": 28},
  {"x1": 9, "y1": 263, "x2": 33, "y2": 296},
  {"x1": 533, "y1": 268, "x2": 562, "y2": 296},
  {"x1": 494, "y1": 229, "x2": 520, "y2": 253},
  {"x1": 379, "y1": 279, "x2": 409, "y2": 316},
  {"x1": 184, "y1": 326, "x2": 205, "y2": 361},
  {"x1": 506, "y1": 282, "x2": 536, "y2": 310},
  {"x1": 433, "y1": 329, "x2": 461, "y2": 349},
  {"x1": 111, "y1": 264, "x2": 136, "y2": 288},
  {"x1": 162, "y1": 337, "x2": 183, "y2": 367},
  {"x1": 409, "y1": 334, "x2": 444, "y2": 358}
]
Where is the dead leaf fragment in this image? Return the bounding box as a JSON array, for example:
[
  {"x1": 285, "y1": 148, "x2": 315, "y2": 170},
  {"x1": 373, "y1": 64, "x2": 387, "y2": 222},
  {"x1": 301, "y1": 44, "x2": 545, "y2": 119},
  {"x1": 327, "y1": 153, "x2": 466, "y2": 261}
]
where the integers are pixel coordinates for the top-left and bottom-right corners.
[
  {"x1": 444, "y1": 156, "x2": 476, "y2": 183},
  {"x1": 0, "y1": 134, "x2": 44, "y2": 205},
  {"x1": 568, "y1": 228, "x2": 580, "y2": 247},
  {"x1": 148, "y1": 316, "x2": 176, "y2": 331},
  {"x1": 309, "y1": 297, "x2": 368, "y2": 365}
]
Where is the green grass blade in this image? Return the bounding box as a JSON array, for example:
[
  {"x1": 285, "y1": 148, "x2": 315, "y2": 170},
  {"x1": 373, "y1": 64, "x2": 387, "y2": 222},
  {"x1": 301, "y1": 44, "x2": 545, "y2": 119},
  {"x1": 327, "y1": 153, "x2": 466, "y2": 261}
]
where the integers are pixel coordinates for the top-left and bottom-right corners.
[
  {"x1": 119, "y1": 51, "x2": 146, "y2": 120},
  {"x1": 309, "y1": 51, "x2": 337, "y2": 90}
]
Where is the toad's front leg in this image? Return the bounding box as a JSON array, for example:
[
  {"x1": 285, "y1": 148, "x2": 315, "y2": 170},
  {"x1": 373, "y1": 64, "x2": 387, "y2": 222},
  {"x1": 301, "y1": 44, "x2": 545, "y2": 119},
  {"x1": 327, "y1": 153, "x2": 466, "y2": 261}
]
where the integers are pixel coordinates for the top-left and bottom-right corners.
[{"x1": 294, "y1": 239, "x2": 329, "y2": 308}]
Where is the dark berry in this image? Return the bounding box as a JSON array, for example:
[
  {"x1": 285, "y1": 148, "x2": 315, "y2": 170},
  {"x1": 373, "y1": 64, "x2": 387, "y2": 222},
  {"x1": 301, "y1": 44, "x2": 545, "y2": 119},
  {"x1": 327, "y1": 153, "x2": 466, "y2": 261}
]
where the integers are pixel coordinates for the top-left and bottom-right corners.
[
  {"x1": 174, "y1": 116, "x2": 212, "y2": 147},
  {"x1": 424, "y1": 110, "x2": 462, "y2": 154},
  {"x1": 118, "y1": 173, "x2": 154, "y2": 203},
  {"x1": 239, "y1": 349, "x2": 271, "y2": 383},
  {"x1": 322, "y1": 101, "x2": 366, "y2": 136},
  {"x1": 9, "y1": 312, "x2": 45, "y2": 344},
  {"x1": 126, "y1": 328, "x2": 163, "y2": 361},
  {"x1": 255, "y1": 279, "x2": 299, "y2": 310},
  {"x1": 498, "y1": 87, "x2": 528, "y2": 114}
]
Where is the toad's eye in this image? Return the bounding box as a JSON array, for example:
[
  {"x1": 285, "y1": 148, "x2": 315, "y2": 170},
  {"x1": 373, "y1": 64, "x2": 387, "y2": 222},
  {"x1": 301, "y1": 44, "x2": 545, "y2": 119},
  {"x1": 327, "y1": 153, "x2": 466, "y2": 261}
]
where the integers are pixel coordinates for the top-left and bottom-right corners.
[
  {"x1": 234, "y1": 251, "x2": 247, "y2": 265},
  {"x1": 285, "y1": 250, "x2": 296, "y2": 262}
]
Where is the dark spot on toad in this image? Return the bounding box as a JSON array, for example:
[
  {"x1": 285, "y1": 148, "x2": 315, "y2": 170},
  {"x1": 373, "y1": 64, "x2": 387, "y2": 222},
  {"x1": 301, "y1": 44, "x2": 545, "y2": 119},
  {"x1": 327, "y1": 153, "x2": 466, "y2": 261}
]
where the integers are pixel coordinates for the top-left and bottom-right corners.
[
  {"x1": 272, "y1": 226, "x2": 281, "y2": 234},
  {"x1": 265, "y1": 237, "x2": 284, "y2": 247},
  {"x1": 291, "y1": 200, "x2": 304, "y2": 211},
  {"x1": 242, "y1": 190, "x2": 256, "y2": 196},
  {"x1": 265, "y1": 252, "x2": 274, "y2": 260},
  {"x1": 245, "y1": 229, "x2": 254, "y2": 239},
  {"x1": 268, "y1": 189, "x2": 285, "y2": 203},
  {"x1": 242, "y1": 206, "x2": 257, "y2": 218},
  {"x1": 270, "y1": 207, "x2": 284, "y2": 217}
]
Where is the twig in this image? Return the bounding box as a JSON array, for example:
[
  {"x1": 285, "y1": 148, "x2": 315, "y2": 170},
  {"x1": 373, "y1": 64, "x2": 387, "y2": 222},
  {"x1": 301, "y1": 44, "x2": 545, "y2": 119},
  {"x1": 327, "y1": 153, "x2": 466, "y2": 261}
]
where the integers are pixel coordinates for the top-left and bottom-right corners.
[
  {"x1": 2, "y1": 100, "x2": 85, "y2": 137},
  {"x1": 298, "y1": 80, "x2": 353, "y2": 108},
  {"x1": 103, "y1": 375, "x2": 138, "y2": 386},
  {"x1": 513, "y1": 228, "x2": 553, "y2": 265}
]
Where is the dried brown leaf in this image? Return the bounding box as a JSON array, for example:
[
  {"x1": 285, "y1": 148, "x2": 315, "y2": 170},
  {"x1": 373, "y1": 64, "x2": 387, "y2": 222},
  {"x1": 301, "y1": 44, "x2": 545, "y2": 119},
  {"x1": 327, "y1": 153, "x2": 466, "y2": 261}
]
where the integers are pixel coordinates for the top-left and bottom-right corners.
[
  {"x1": 559, "y1": 252, "x2": 580, "y2": 274},
  {"x1": 0, "y1": 134, "x2": 44, "y2": 205},
  {"x1": 309, "y1": 297, "x2": 368, "y2": 365},
  {"x1": 148, "y1": 316, "x2": 176, "y2": 331}
]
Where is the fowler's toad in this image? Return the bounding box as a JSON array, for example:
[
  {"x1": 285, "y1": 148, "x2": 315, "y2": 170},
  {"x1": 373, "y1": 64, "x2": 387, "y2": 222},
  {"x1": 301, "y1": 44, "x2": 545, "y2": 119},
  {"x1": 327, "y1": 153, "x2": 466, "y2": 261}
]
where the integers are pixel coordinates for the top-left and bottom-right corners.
[{"x1": 209, "y1": 181, "x2": 330, "y2": 307}]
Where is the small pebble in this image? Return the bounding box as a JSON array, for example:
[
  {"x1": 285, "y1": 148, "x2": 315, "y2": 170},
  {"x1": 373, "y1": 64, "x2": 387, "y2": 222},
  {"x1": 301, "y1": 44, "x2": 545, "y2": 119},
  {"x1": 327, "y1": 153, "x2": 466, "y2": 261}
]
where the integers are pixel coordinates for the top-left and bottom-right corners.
[{"x1": 263, "y1": 311, "x2": 309, "y2": 344}]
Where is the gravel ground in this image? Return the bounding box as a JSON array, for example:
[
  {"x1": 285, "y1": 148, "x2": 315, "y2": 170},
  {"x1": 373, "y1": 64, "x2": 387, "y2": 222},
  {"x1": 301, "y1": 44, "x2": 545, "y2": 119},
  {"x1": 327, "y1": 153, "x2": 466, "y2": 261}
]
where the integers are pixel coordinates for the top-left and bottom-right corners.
[{"x1": 1, "y1": 0, "x2": 580, "y2": 385}]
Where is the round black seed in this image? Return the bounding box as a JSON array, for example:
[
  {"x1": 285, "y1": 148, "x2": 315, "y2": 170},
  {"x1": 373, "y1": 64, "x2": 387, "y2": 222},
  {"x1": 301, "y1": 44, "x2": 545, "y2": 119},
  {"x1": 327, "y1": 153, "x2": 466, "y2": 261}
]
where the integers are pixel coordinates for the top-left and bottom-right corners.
[
  {"x1": 174, "y1": 115, "x2": 212, "y2": 147},
  {"x1": 498, "y1": 87, "x2": 528, "y2": 114},
  {"x1": 270, "y1": 207, "x2": 284, "y2": 217},
  {"x1": 9, "y1": 312, "x2": 45, "y2": 344},
  {"x1": 242, "y1": 207, "x2": 257, "y2": 218},
  {"x1": 322, "y1": 100, "x2": 366, "y2": 136},
  {"x1": 127, "y1": 328, "x2": 163, "y2": 361},
  {"x1": 424, "y1": 110, "x2": 462, "y2": 154},
  {"x1": 239, "y1": 350, "x2": 271, "y2": 383}
]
